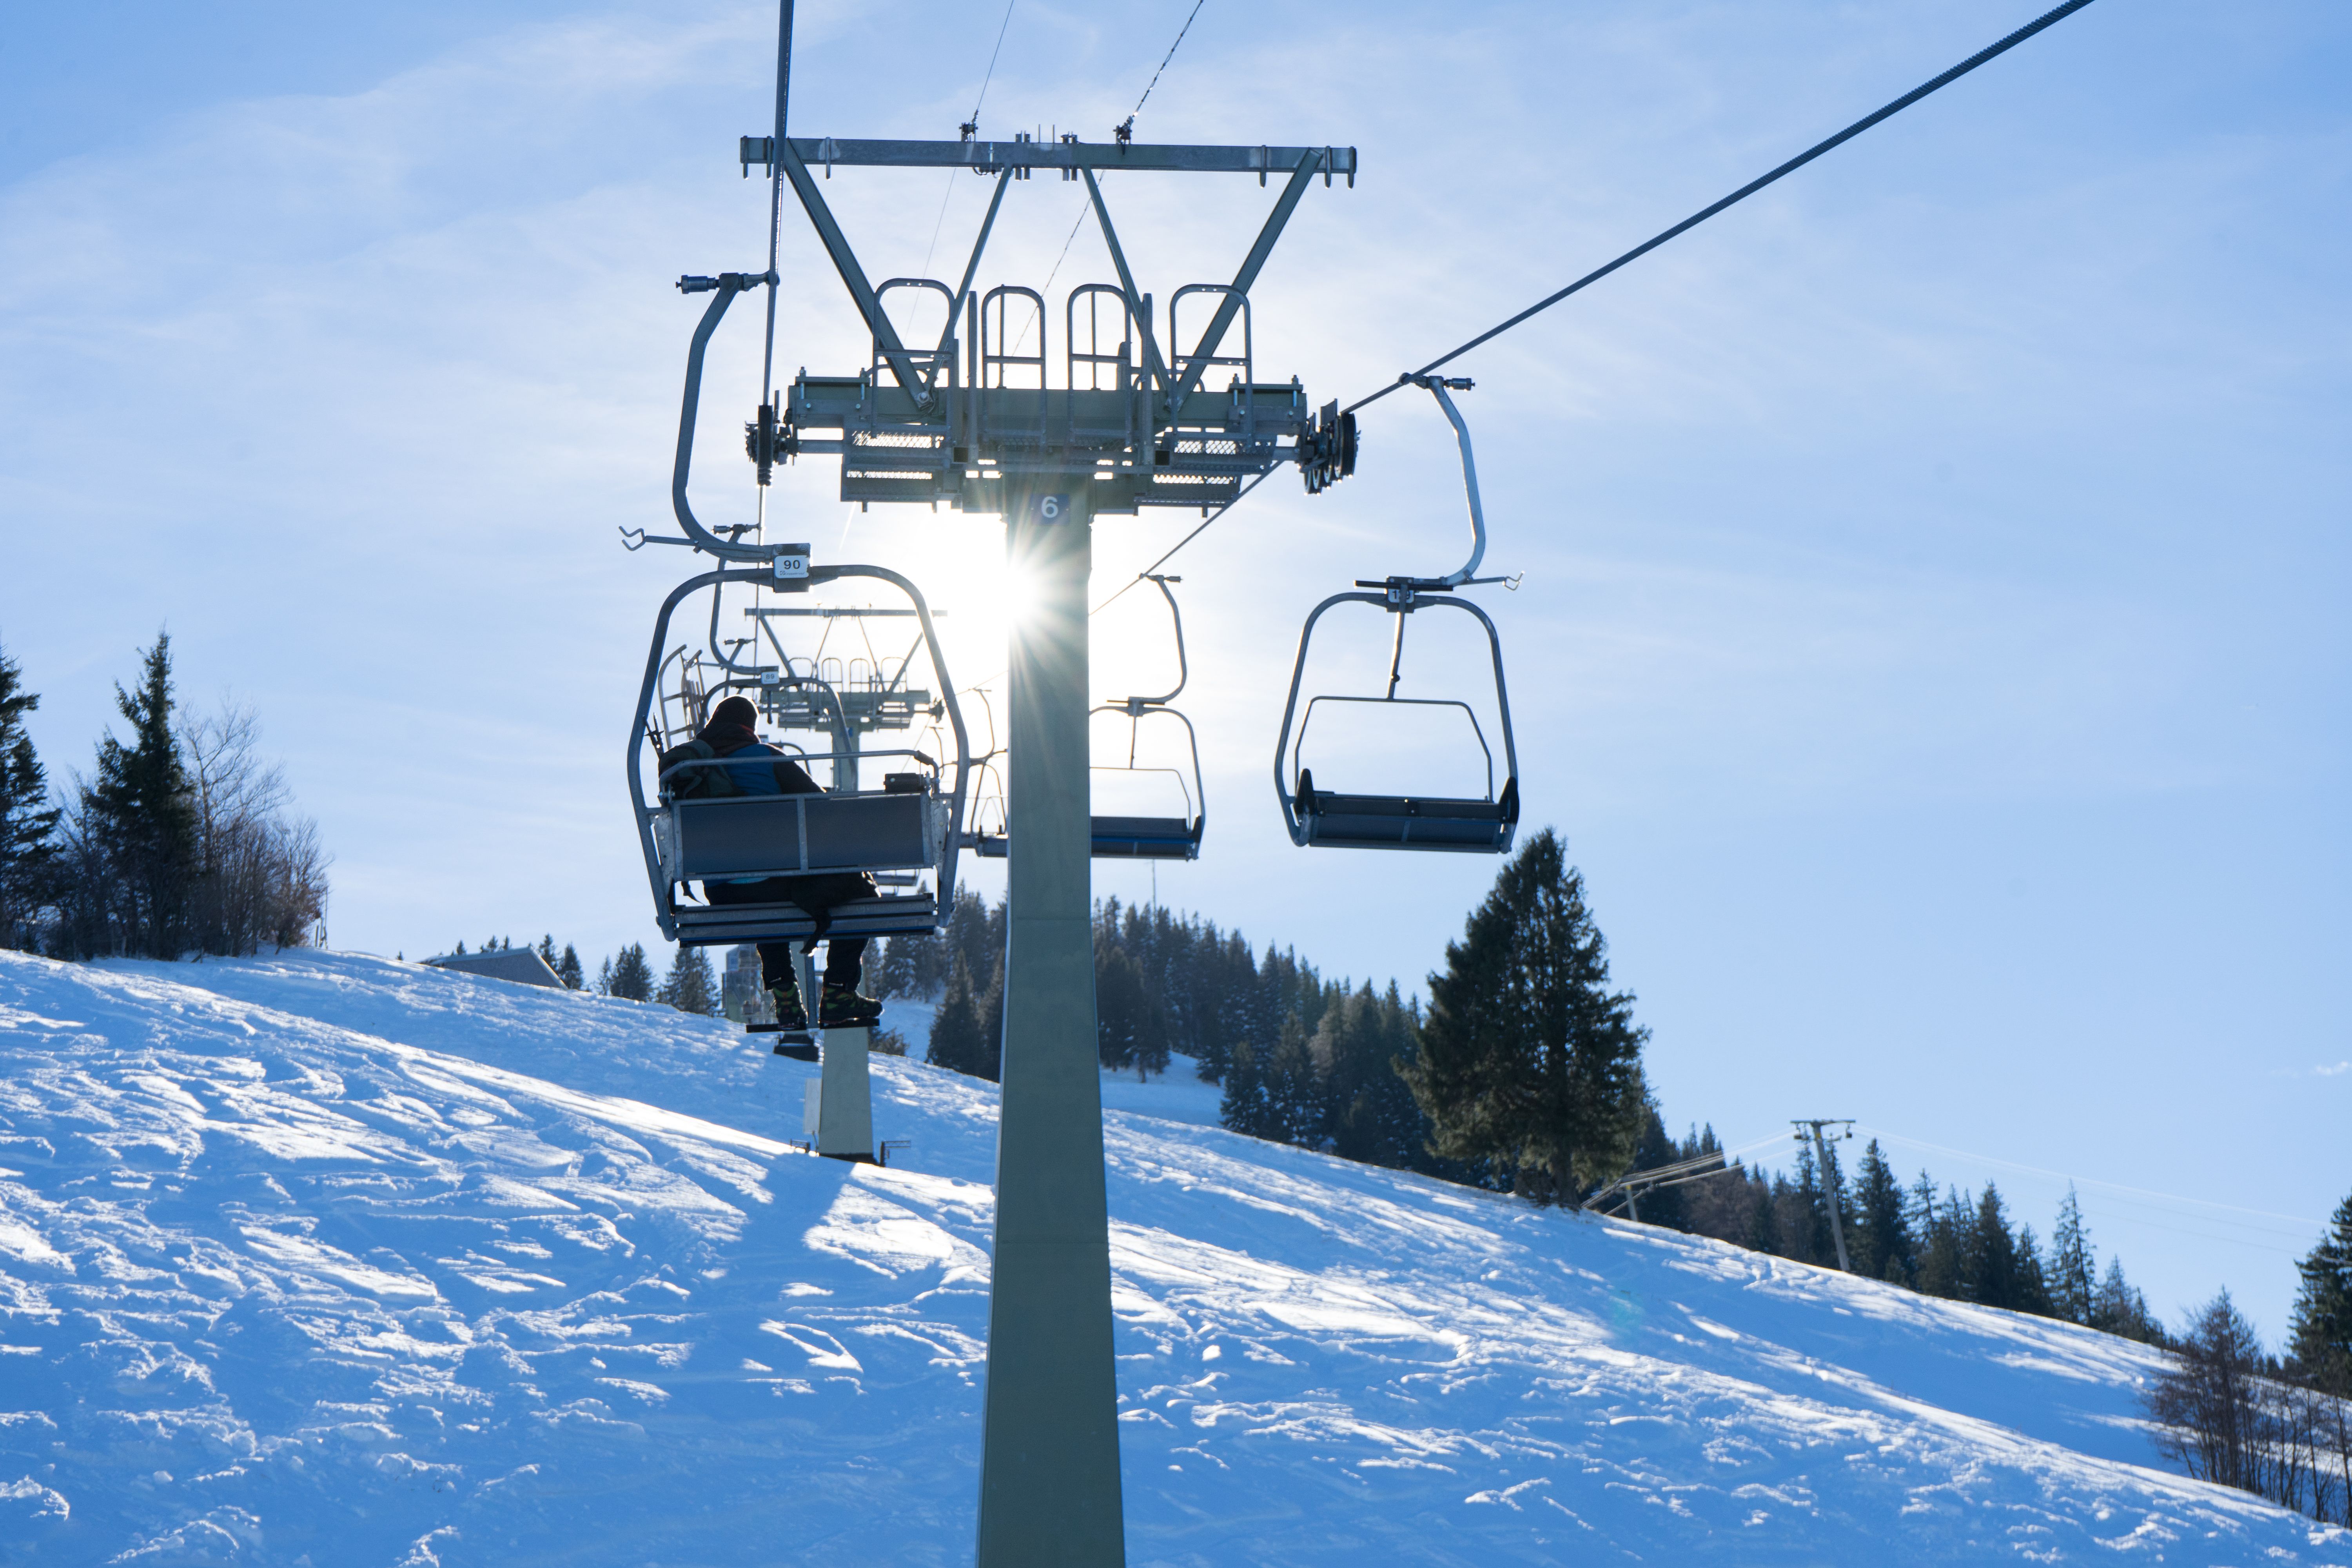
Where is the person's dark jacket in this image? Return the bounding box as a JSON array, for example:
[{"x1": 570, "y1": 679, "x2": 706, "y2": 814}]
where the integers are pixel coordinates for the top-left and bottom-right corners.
[{"x1": 659, "y1": 718, "x2": 821, "y2": 800}]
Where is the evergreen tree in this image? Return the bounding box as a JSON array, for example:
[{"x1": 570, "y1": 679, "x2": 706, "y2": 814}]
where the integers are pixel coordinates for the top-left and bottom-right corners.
[
  {"x1": 595, "y1": 953, "x2": 612, "y2": 993},
  {"x1": 1094, "y1": 940, "x2": 1169, "y2": 1078},
  {"x1": 2094, "y1": 1256, "x2": 2166, "y2": 1345},
  {"x1": 2288, "y1": 1191, "x2": 2352, "y2": 1395},
  {"x1": 608, "y1": 942, "x2": 655, "y2": 1001},
  {"x1": 926, "y1": 955, "x2": 1001, "y2": 1080},
  {"x1": 2046, "y1": 1186, "x2": 2098, "y2": 1327},
  {"x1": 1619, "y1": 1100, "x2": 1690, "y2": 1231},
  {"x1": 1263, "y1": 1011, "x2": 1325, "y2": 1149},
  {"x1": 1321, "y1": 983, "x2": 1431, "y2": 1173},
  {"x1": 1913, "y1": 1177, "x2": 1965, "y2": 1299},
  {"x1": 1404, "y1": 829, "x2": 1647, "y2": 1204},
  {"x1": 1851, "y1": 1139, "x2": 1915, "y2": 1284},
  {"x1": 1744, "y1": 1176, "x2": 1782, "y2": 1256},
  {"x1": 657, "y1": 944, "x2": 717, "y2": 1014},
  {"x1": 1219, "y1": 1038, "x2": 1276, "y2": 1140},
  {"x1": 873, "y1": 927, "x2": 944, "y2": 1001},
  {"x1": 557, "y1": 944, "x2": 584, "y2": 989},
  {"x1": 0, "y1": 640, "x2": 61, "y2": 949},
  {"x1": 537, "y1": 934, "x2": 558, "y2": 969},
  {"x1": 1969, "y1": 1184, "x2": 2025, "y2": 1310},
  {"x1": 67, "y1": 634, "x2": 199, "y2": 958},
  {"x1": 1193, "y1": 927, "x2": 1259, "y2": 1084},
  {"x1": 2014, "y1": 1223, "x2": 2054, "y2": 1317}
]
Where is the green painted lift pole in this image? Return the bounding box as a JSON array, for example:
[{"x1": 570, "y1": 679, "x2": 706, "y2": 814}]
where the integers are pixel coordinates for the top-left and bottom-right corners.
[{"x1": 977, "y1": 485, "x2": 1125, "y2": 1566}]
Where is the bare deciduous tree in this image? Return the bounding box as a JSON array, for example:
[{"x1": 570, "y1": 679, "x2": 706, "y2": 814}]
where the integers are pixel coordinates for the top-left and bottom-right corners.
[
  {"x1": 2145, "y1": 1289, "x2": 2352, "y2": 1525},
  {"x1": 179, "y1": 698, "x2": 330, "y2": 956}
]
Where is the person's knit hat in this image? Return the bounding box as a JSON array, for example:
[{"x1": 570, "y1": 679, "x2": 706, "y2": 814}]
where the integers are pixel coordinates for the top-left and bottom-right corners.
[{"x1": 709, "y1": 695, "x2": 759, "y2": 729}]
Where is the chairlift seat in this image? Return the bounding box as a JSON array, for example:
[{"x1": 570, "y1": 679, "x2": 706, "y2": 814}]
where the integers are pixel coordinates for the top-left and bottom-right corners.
[
  {"x1": 1293, "y1": 771, "x2": 1517, "y2": 853},
  {"x1": 672, "y1": 891, "x2": 942, "y2": 946},
  {"x1": 1089, "y1": 814, "x2": 1205, "y2": 860},
  {"x1": 967, "y1": 815, "x2": 1204, "y2": 861}
]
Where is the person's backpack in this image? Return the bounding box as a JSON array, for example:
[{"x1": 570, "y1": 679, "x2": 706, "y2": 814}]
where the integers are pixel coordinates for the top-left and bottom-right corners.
[{"x1": 656, "y1": 739, "x2": 742, "y2": 800}]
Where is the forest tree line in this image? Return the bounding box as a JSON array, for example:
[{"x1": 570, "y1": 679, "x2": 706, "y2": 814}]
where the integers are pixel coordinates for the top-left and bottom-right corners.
[{"x1": 1, "y1": 634, "x2": 328, "y2": 959}]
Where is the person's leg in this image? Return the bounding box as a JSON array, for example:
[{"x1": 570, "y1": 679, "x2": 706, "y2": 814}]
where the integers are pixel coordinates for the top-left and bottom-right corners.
[
  {"x1": 818, "y1": 936, "x2": 879, "y2": 1026},
  {"x1": 757, "y1": 940, "x2": 806, "y2": 1026},
  {"x1": 820, "y1": 935, "x2": 866, "y2": 988},
  {"x1": 701, "y1": 880, "x2": 808, "y2": 1028}
]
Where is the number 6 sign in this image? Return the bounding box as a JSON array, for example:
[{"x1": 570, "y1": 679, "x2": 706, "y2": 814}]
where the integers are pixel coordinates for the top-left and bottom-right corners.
[{"x1": 1036, "y1": 494, "x2": 1069, "y2": 522}]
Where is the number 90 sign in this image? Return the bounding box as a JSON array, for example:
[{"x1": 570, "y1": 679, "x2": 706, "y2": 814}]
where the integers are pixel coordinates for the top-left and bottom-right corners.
[{"x1": 1036, "y1": 494, "x2": 1070, "y2": 523}]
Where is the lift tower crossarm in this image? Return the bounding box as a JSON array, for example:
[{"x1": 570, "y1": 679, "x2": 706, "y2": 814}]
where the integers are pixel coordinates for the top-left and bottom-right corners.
[{"x1": 779, "y1": 136, "x2": 1356, "y2": 176}]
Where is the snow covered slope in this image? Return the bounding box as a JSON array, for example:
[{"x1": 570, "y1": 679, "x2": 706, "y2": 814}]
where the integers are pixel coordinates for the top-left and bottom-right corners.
[{"x1": 2, "y1": 951, "x2": 2343, "y2": 1566}]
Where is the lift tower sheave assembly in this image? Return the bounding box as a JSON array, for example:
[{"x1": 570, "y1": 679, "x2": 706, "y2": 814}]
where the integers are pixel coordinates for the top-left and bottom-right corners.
[{"x1": 732, "y1": 57, "x2": 1354, "y2": 1567}]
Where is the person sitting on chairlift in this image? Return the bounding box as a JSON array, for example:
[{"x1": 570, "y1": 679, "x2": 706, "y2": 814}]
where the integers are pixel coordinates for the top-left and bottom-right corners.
[{"x1": 666, "y1": 695, "x2": 884, "y2": 1032}]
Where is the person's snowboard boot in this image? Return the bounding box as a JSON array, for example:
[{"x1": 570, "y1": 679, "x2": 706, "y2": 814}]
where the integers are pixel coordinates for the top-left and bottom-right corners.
[
  {"x1": 767, "y1": 983, "x2": 809, "y2": 1033},
  {"x1": 818, "y1": 981, "x2": 882, "y2": 1029}
]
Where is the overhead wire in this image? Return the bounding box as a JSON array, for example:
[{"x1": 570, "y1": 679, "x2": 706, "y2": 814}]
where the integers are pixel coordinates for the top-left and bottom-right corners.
[
  {"x1": 1031, "y1": 0, "x2": 1211, "y2": 322},
  {"x1": 1853, "y1": 1124, "x2": 2326, "y2": 1236},
  {"x1": 755, "y1": 0, "x2": 797, "y2": 538},
  {"x1": 920, "y1": 0, "x2": 1020, "y2": 281},
  {"x1": 1345, "y1": 0, "x2": 2098, "y2": 418},
  {"x1": 1100, "y1": 0, "x2": 2102, "y2": 589}
]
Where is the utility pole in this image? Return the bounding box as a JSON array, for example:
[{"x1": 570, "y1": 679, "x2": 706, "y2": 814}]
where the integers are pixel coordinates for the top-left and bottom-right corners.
[
  {"x1": 1795, "y1": 1118, "x2": 1855, "y2": 1272},
  {"x1": 713, "y1": 23, "x2": 1355, "y2": 1555}
]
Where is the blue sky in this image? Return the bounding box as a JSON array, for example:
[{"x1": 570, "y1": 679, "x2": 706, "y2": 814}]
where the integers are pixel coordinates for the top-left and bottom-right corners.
[{"x1": 3, "y1": 0, "x2": 2346, "y2": 1340}]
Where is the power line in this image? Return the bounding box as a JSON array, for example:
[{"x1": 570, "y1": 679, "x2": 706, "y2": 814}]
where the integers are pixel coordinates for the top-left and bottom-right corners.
[{"x1": 1115, "y1": 0, "x2": 2101, "y2": 586}]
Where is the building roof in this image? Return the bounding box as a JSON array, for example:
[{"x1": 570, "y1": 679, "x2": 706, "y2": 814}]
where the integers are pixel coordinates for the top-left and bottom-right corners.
[{"x1": 424, "y1": 949, "x2": 566, "y2": 989}]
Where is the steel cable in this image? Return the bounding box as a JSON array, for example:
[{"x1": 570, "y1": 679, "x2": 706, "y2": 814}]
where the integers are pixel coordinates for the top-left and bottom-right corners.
[{"x1": 1110, "y1": 0, "x2": 2101, "y2": 587}]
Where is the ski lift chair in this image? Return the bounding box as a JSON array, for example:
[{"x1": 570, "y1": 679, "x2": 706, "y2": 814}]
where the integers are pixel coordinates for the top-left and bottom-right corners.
[
  {"x1": 1274, "y1": 376, "x2": 1521, "y2": 854},
  {"x1": 968, "y1": 576, "x2": 1208, "y2": 860},
  {"x1": 1089, "y1": 574, "x2": 1205, "y2": 860},
  {"x1": 629, "y1": 562, "x2": 970, "y2": 946}
]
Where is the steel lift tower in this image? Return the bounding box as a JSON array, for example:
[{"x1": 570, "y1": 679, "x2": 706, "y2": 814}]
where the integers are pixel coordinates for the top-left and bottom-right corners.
[{"x1": 691, "y1": 54, "x2": 1354, "y2": 1566}]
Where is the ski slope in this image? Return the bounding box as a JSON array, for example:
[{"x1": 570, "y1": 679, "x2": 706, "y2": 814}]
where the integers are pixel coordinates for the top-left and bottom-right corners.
[{"x1": 1, "y1": 950, "x2": 2342, "y2": 1566}]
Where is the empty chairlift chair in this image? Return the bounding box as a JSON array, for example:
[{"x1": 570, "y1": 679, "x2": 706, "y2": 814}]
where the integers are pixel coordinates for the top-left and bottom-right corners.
[
  {"x1": 968, "y1": 575, "x2": 1207, "y2": 862},
  {"x1": 1090, "y1": 575, "x2": 1206, "y2": 860},
  {"x1": 1274, "y1": 376, "x2": 1521, "y2": 854},
  {"x1": 628, "y1": 561, "x2": 970, "y2": 946}
]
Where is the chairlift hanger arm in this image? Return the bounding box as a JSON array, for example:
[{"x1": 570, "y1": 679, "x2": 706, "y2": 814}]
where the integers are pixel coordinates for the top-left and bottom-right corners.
[
  {"x1": 1120, "y1": 574, "x2": 1189, "y2": 709},
  {"x1": 1421, "y1": 379, "x2": 1486, "y2": 586},
  {"x1": 671, "y1": 276, "x2": 778, "y2": 562},
  {"x1": 780, "y1": 137, "x2": 1355, "y2": 176}
]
